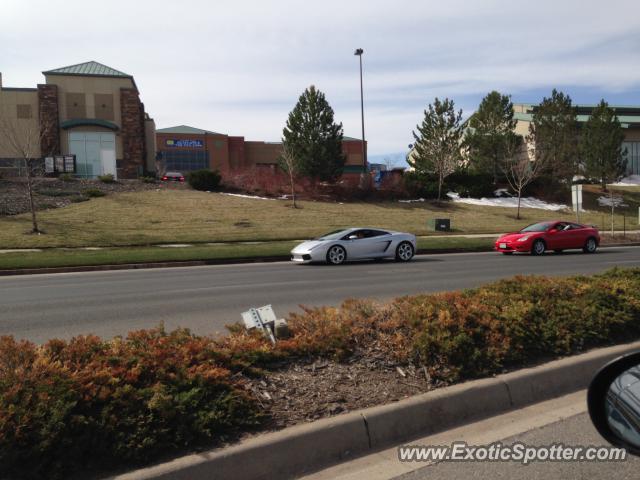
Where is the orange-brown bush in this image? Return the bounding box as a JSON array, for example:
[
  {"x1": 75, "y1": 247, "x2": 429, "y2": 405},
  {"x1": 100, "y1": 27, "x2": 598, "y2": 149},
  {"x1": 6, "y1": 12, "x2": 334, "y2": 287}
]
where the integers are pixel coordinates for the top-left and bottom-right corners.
[
  {"x1": 2, "y1": 268, "x2": 639, "y2": 478},
  {"x1": 0, "y1": 328, "x2": 261, "y2": 480}
]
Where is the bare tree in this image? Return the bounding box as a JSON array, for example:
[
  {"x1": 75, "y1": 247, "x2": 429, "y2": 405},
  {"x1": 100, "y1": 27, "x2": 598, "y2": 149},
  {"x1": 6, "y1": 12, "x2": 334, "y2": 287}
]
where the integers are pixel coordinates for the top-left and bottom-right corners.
[
  {"x1": 0, "y1": 116, "x2": 47, "y2": 234},
  {"x1": 383, "y1": 156, "x2": 398, "y2": 171},
  {"x1": 501, "y1": 135, "x2": 545, "y2": 220},
  {"x1": 279, "y1": 143, "x2": 299, "y2": 208}
]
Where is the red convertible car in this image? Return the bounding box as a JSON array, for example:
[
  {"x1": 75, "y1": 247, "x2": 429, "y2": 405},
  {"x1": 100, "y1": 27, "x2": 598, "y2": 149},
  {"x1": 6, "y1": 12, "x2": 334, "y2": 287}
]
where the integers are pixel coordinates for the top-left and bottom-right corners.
[{"x1": 495, "y1": 221, "x2": 600, "y2": 255}]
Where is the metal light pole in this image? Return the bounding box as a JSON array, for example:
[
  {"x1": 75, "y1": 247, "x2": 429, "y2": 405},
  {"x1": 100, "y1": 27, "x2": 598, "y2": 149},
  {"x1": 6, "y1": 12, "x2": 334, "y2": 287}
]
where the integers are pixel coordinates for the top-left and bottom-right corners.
[{"x1": 354, "y1": 48, "x2": 366, "y2": 168}]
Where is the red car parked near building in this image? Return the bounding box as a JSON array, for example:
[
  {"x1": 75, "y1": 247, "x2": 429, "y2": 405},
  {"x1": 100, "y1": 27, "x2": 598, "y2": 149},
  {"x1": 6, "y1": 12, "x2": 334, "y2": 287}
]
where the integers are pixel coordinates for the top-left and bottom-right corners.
[{"x1": 495, "y1": 221, "x2": 600, "y2": 255}]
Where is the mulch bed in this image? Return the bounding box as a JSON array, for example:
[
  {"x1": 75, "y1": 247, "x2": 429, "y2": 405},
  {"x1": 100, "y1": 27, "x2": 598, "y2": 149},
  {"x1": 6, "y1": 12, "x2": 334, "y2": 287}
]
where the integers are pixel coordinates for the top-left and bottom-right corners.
[{"x1": 240, "y1": 355, "x2": 447, "y2": 430}]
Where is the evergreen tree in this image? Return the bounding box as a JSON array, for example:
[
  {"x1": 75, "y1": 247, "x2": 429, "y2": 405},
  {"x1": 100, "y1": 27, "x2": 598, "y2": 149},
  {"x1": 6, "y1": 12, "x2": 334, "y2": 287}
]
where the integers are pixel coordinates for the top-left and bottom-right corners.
[
  {"x1": 529, "y1": 89, "x2": 579, "y2": 185},
  {"x1": 409, "y1": 98, "x2": 464, "y2": 202},
  {"x1": 465, "y1": 91, "x2": 517, "y2": 183},
  {"x1": 581, "y1": 100, "x2": 627, "y2": 190},
  {"x1": 282, "y1": 86, "x2": 345, "y2": 182}
]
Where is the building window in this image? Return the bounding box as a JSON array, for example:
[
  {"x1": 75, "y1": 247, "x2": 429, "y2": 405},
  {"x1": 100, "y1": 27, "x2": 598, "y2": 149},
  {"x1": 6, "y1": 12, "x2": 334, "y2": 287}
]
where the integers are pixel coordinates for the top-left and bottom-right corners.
[
  {"x1": 94, "y1": 94, "x2": 114, "y2": 121},
  {"x1": 16, "y1": 104, "x2": 32, "y2": 119},
  {"x1": 622, "y1": 142, "x2": 640, "y2": 175},
  {"x1": 162, "y1": 149, "x2": 210, "y2": 172}
]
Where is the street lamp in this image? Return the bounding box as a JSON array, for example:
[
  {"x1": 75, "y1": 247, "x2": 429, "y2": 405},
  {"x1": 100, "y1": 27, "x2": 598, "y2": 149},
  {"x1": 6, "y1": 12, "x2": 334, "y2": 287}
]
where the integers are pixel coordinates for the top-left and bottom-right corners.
[{"x1": 354, "y1": 48, "x2": 366, "y2": 169}]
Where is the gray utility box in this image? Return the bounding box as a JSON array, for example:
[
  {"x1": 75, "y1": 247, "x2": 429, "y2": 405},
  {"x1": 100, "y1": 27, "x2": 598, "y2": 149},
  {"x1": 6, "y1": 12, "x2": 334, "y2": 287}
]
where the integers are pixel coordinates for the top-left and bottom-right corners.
[{"x1": 427, "y1": 218, "x2": 451, "y2": 232}]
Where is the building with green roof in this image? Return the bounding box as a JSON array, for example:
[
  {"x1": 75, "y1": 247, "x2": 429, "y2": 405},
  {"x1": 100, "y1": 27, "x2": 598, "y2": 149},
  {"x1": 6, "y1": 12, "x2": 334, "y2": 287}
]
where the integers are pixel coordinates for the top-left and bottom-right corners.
[{"x1": 0, "y1": 61, "x2": 155, "y2": 179}]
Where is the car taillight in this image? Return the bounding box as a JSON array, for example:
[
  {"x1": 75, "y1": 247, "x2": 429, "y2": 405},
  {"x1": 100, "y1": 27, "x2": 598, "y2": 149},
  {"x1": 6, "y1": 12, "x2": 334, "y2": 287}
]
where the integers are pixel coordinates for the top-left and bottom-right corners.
[
  {"x1": 162, "y1": 176, "x2": 168, "y2": 180},
  {"x1": 180, "y1": 177, "x2": 185, "y2": 181}
]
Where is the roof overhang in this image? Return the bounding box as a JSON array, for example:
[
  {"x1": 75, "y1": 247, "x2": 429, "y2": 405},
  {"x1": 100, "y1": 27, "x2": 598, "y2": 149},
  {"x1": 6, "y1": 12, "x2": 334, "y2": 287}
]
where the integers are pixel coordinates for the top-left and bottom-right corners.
[{"x1": 60, "y1": 118, "x2": 119, "y2": 131}]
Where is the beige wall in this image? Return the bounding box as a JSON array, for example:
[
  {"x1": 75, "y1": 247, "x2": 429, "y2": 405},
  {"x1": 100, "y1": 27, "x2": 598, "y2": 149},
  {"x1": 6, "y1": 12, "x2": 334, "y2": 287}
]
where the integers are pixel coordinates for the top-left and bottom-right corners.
[
  {"x1": 45, "y1": 74, "x2": 136, "y2": 160},
  {"x1": 45, "y1": 74, "x2": 135, "y2": 125},
  {"x1": 0, "y1": 88, "x2": 41, "y2": 158}
]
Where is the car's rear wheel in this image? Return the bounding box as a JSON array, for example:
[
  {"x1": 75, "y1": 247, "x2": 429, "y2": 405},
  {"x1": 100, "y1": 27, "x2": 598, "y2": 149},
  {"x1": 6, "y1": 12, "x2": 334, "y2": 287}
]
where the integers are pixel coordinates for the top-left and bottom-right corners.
[
  {"x1": 395, "y1": 241, "x2": 415, "y2": 262},
  {"x1": 531, "y1": 239, "x2": 546, "y2": 256},
  {"x1": 583, "y1": 237, "x2": 598, "y2": 254},
  {"x1": 326, "y1": 245, "x2": 347, "y2": 265}
]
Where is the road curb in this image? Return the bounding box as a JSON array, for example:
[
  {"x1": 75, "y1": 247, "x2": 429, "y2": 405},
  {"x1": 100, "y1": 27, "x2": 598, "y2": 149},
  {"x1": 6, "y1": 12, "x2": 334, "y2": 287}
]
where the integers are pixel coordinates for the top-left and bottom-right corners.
[
  {"x1": 109, "y1": 340, "x2": 640, "y2": 480},
  {"x1": 2, "y1": 243, "x2": 639, "y2": 277}
]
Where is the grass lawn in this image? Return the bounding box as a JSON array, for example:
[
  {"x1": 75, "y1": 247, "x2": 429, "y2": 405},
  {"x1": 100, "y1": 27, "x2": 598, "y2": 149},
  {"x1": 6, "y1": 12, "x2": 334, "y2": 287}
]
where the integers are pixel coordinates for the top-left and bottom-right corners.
[
  {"x1": 1, "y1": 188, "x2": 639, "y2": 249},
  {"x1": 0, "y1": 237, "x2": 495, "y2": 270}
]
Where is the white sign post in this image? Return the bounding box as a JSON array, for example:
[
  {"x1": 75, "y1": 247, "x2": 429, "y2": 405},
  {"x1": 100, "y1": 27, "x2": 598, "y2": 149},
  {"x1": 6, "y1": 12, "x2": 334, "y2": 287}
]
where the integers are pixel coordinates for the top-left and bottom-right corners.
[
  {"x1": 571, "y1": 184, "x2": 583, "y2": 222},
  {"x1": 242, "y1": 305, "x2": 287, "y2": 344}
]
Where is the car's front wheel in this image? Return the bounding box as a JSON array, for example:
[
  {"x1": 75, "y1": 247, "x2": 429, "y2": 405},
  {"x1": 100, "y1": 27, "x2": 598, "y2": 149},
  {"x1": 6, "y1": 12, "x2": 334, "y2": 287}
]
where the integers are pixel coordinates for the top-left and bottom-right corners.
[
  {"x1": 531, "y1": 239, "x2": 546, "y2": 256},
  {"x1": 583, "y1": 237, "x2": 598, "y2": 254},
  {"x1": 395, "y1": 241, "x2": 415, "y2": 262},
  {"x1": 326, "y1": 245, "x2": 347, "y2": 265}
]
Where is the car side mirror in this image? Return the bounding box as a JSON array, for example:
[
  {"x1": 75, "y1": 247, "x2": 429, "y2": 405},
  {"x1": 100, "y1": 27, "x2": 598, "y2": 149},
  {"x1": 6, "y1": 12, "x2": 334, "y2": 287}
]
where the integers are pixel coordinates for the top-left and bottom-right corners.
[{"x1": 588, "y1": 352, "x2": 640, "y2": 456}]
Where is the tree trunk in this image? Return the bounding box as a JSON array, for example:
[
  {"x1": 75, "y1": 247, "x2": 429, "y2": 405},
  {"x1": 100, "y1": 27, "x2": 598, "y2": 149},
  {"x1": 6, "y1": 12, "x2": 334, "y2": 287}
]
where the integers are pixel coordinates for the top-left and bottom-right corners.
[
  {"x1": 25, "y1": 160, "x2": 40, "y2": 234},
  {"x1": 289, "y1": 170, "x2": 297, "y2": 209},
  {"x1": 437, "y1": 174, "x2": 443, "y2": 204},
  {"x1": 610, "y1": 191, "x2": 614, "y2": 236},
  {"x1": 516, "y1": 190, "x2": 522, "y2": 219}
]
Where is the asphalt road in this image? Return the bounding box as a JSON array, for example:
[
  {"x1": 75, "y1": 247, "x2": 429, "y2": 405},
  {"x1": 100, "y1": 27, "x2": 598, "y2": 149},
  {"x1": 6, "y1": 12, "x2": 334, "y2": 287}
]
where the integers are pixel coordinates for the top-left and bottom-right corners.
[{"x1": 1, "y1": 246, "x2": 640, "y2": 343}]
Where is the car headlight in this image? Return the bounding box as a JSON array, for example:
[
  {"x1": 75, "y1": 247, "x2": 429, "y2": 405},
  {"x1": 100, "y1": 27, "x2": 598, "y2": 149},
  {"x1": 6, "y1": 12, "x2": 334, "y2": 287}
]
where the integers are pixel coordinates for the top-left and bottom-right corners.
[{"x1": 517, "y1": 236, "x2": 530, "y2": 242}]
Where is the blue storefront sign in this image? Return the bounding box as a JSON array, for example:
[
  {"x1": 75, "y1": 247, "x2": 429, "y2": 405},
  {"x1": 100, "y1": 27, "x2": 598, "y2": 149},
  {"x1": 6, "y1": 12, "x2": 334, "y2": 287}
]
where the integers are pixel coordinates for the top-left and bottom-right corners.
[{"x1": 165, "y1": 139, "x2": 204, "y2": 148}]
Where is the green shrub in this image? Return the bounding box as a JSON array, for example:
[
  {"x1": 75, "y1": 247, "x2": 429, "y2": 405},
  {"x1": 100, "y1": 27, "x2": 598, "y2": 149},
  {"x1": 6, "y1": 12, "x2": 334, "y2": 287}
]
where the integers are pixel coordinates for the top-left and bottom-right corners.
[
  {"x1": 403, "y1": 171, "x2": 496, "y2": 199},
  {"x1": 83, "y1": 188, "x2": 105, "y2": 198},
  {"x1": 187, "y1": 169, "x2": 221, "y2": 191},
  {"x1": 140, "y1": 175, "x2": 157, "y2": 184},
  {"x1": 98, "y1": 174, "x2": 115, "y2": 184},
  {"x1": 58, "y1": 173, "x2": 76, "y2": 182}
]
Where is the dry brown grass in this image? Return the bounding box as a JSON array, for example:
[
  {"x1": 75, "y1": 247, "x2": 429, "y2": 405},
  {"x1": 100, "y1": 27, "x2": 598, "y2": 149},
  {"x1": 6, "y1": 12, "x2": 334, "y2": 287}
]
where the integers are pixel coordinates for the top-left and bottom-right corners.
[{"x1": 0, "y1": 189, "x2": 638, "y2": 248}]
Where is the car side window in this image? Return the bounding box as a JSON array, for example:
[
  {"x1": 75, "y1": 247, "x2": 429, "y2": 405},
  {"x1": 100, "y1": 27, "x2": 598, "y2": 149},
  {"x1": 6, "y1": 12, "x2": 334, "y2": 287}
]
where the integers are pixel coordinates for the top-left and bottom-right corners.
[
  {"x1": 368, "y1": 229, "x2": 390, "y2": 237},
  {"x1": 343, "y1": 230, "x2": 365, "y2": 240},
  {"x1": 570, "y1": 223, "x2": 583, "y2": 230}
]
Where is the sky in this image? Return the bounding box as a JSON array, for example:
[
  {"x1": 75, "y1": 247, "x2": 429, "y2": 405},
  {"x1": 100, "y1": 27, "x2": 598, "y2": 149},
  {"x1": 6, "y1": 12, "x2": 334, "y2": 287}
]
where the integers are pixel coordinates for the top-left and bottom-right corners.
[{"x1": 2, "y1": 0, "x2": 640, "y2": 163}]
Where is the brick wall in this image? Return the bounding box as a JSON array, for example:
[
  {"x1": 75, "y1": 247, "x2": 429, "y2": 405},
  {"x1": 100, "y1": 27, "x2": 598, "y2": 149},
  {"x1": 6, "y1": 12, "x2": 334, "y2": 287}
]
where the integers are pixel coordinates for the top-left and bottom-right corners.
[
  {"x1": 37, "y1": 84, "x2": 60, "y2": 156},
  {"x1": 120, "y1": 88, "x2": 146, "y2": 178}
]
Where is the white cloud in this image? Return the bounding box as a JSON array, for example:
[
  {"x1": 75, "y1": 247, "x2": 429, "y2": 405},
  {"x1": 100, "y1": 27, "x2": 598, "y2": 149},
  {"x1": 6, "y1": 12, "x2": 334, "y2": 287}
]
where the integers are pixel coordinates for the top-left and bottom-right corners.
[{"x1": 1, "y1": 0, "x2": 639, "y2": 154}]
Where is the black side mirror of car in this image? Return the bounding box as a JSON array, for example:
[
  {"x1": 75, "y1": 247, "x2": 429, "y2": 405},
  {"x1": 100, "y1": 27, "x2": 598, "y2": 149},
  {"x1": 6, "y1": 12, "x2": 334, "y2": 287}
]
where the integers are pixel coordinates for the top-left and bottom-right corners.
[{"x1": 588, "y1": 351, "x2": 640, "y2": 456}]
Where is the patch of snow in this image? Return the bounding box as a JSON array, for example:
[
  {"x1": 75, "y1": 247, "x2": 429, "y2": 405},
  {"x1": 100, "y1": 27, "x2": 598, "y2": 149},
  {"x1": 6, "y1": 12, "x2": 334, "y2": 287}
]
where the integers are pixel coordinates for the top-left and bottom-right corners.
[
  {"x1": 597, "y1": 196, "x2": 628, "y2": 208},
  {"x1": 0, "y1": 249, "x2": 42, "y2": 253},
  {"x1": 611, "y1": 175, "x2": 640, "y2": 186},
  {"x1": 399, "y1": 198, "x2": 426, "y2": 203},
  {"x1": 158, "y1": 244, "x2": 192, "y2": 248},
  {"x1": 220, "y1": 193, "x2": 275, "y2": 200},
  {"x1": 446, "y1": 192, "x2": 568, "y2": 211},
  {"x1": 494, "y1": 188, "x2": 513, "y2": 198}
]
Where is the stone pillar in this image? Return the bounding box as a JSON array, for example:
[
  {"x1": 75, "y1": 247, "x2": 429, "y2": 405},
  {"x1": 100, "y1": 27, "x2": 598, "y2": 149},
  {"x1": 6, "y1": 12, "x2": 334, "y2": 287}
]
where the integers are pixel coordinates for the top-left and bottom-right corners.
[
  {"x1": 120, "y1": 88, "x2": 146, "y2": 178},
  {"x1": 37, "y1": 84, "x2": 60, "y2": 157}
]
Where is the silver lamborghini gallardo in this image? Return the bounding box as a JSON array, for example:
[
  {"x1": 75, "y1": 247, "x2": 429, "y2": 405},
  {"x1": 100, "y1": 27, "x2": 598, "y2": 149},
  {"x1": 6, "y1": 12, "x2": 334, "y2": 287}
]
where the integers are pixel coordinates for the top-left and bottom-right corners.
[{"x1": 290, "y1": 228, "x2": 417, "y2": 265}]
